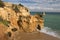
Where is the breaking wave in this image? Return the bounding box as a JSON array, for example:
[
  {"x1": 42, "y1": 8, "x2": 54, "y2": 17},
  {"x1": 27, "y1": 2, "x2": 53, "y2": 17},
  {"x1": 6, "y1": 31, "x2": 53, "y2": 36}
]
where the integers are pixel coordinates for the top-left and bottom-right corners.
[{"x1": 40, "y1": 27, "x2": 60, "y2": 38}]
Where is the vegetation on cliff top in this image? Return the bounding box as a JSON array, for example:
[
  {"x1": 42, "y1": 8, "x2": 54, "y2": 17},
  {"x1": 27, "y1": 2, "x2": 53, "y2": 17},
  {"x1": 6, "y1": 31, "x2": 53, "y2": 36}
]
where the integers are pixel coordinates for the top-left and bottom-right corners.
[
  {"x1": 12, "y1": 4, "x2": 20, "y2": 13},
  {"x1": 0, "y1": 0, "x2": 5, "y2": 7}
]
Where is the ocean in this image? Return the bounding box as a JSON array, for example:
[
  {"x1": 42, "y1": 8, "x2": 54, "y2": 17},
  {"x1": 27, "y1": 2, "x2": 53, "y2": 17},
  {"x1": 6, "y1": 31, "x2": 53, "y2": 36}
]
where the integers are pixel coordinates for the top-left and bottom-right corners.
[{"x1": 30, "y1": 12, "x2": 60, "y2": 38}]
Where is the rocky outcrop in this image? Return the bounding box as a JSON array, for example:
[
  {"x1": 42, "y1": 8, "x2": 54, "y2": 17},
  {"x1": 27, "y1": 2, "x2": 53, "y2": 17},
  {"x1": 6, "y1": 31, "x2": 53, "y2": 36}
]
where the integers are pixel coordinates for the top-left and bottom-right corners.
[
  {"x1": 17, "y1": 14, "x2": 44, "y2": 32},
  {"x1": 0, "y1": 0, "x2": 44, "y2": 39}
]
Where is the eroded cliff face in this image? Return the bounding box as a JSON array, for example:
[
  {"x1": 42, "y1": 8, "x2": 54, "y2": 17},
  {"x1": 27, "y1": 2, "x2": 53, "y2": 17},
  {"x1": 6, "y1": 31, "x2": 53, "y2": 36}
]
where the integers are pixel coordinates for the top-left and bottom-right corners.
[{"x1": 0, "y1": 0, "x2": 44, "y2": 39}]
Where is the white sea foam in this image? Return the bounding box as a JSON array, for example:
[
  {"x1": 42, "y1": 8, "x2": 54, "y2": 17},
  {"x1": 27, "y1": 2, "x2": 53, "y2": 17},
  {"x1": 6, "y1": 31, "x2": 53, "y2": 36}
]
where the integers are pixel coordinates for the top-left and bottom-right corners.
[{"x1": 40, "y1": 27, "x2": 60, "y2": 38}]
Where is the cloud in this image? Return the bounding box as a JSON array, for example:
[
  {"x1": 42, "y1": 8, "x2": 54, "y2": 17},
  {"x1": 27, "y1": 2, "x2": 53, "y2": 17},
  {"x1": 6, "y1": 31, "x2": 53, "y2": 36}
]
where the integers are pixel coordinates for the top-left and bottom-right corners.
[{"x1": 2, "y1": 0, "x2": 60, "y2": 12}]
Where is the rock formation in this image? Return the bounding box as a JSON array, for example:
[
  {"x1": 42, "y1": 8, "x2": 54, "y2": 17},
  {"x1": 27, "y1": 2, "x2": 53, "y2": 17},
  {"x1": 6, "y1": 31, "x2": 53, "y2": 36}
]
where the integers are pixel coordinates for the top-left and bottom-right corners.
[{"x1": 0, "y1": 0, "x2": 44, "y2": 39}]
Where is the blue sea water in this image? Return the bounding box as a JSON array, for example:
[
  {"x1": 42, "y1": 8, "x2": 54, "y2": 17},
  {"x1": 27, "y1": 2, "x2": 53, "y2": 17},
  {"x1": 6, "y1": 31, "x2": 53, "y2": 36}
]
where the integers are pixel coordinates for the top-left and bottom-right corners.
[
  {"x1": 30, "y1": 12, "x2": 60, "y2": 38},
  {"x1": 44, "y1": 12, "x2": 60, "y2": 30}
]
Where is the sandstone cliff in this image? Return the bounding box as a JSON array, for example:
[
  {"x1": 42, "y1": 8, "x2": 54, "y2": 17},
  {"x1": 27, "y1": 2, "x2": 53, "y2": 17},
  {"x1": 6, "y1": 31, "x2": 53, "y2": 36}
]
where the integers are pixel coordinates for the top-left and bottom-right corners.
[{"x1": 0, "y1": 0, "x2": 44, "y2": 39}]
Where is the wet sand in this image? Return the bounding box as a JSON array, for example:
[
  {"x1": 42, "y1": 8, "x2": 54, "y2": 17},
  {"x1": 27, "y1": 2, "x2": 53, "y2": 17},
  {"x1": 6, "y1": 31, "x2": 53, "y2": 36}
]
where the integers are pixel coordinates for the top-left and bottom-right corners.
[{"x1": 14, "y1": 32, "x2": 60, "y2": 40}]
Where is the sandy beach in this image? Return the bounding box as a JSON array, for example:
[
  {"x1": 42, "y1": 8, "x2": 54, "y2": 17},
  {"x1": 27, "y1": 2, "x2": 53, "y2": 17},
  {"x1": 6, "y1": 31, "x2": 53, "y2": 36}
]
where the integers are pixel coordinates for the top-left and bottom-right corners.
[
  {"x1": 13, "y1": 32, "x2": 60, "y2": 40},
  {"x1": 0, "y1": 31, "x2": 60, "y2": 40}
]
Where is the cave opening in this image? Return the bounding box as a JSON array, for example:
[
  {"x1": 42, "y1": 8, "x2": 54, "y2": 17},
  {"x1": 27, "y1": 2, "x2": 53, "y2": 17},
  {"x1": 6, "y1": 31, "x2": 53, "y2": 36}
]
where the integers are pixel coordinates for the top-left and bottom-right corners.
[{"x1": 37, "y1": 25, "x2": 41, "y2": 30}]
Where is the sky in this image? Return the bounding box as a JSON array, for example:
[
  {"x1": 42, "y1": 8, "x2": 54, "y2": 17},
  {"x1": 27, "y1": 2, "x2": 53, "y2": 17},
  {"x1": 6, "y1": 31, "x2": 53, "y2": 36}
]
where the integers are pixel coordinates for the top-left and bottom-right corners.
[{"x1": 2, "y1": 0, "x2": 60, "y2": 12}]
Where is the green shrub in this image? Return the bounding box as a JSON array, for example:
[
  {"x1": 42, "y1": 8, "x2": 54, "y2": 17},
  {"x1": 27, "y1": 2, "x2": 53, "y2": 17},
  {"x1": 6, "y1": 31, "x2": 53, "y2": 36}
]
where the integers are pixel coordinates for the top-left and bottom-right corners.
[
  {"x1": 13, "y1": 5, "x2": 20, "y2": 13},
  {"x1": 19, "y1": 4, "x2": 24, "y2": 7},
  {"x1": 0, "y1": 0, "x2": 5, "y2": 7},
  {"x1": 0, "y1": 16, "x2": 10, "y2": 26}
]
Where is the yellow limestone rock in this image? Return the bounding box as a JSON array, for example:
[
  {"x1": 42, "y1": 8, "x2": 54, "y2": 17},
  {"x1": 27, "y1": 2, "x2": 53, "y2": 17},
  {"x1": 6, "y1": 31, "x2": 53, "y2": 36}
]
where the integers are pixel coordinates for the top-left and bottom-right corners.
[{"x1": 0, "y1": 0, "x2": 44, "y2": 34}]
